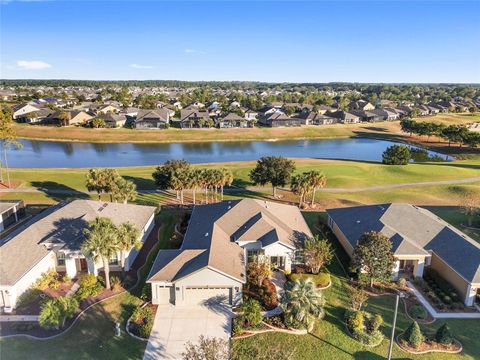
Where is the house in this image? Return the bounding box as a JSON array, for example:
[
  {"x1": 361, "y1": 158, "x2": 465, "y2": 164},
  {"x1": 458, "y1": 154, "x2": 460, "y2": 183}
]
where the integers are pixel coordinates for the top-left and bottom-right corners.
[
  {"x1": 349, "y1": 100, "x2": 375, "y2": 111},
  {"x1": 326, "y1": 110, "x2": 360, "y2": 124},
  {"x1": 179, "y1": 109, "x2": 211, "y2": 128},
  {"x1": 46, "y1": 110, "x2": 93, "y2": 126},
  {"x1": 103, "y1": 113, "x2": 128, "y2": 128},
  {"x1": 12, "y1": 103, "x2": 43, "y2": 120},
  {"x1": 90, "y1": 104, "x2": 120, "y2": 115},
  {"x1": 0, "y1": 200, "x2": 156, "y2": 310},
  {"x1": 147, "y1": 199, "x2": 312, "y2": 306},
  {"x1": 244, "y1": 110, "x2": 258, "y2": 121},
  {"x1": 0, "y1": 200, "x2": 25, "y2": 233},
  {"x1": 350, "y1": 110, "x2": 384, "y2": 122},
  {"x1": 135, "y1": 109, "x2": 170, "y2": 129},
  {"x1": 317, "y1": 105, "x2": 335, "y2": 114},
  {"x1": 14, "y1": 107, "x2": 53, "y2": 123},
  {"x1": 326, "y1": 203, "x2": 480, "y2": 306},
  {"x1": 301, "y1": 111, "x2": 338, "y2": 125},
  {"x1": 416, "y1": 105, "x2": 431, "y2": 116},
  {"x1": 259, "y1": 112, "x2": 305, "y2": 127},
  {"x1": 218, "y1": 113, "x2": 249, "y2": 128}
]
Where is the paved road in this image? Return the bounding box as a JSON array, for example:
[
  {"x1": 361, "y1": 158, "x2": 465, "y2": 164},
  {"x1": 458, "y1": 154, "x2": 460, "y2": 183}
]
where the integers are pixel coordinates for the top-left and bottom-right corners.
[{"x1": 1, "y1": 177, "x2": 480, "y2": 195}]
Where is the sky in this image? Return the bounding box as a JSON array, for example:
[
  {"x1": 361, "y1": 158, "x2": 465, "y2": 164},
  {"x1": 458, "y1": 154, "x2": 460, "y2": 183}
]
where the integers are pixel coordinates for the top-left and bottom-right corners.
[{"x1": 1, "y1": 0, "x2": 479, "y2": 83}]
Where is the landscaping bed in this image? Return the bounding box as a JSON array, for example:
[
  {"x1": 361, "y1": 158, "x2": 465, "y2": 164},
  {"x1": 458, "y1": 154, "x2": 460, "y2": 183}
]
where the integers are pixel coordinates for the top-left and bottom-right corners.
[
  {"x1": 397, "y1": 332, "x2": 463, "y2": 354},
  {"x1": 344, "y1": 310, "x2": 384, "y2": 347},
  {"x1": 403, "y1": 296, "x2": 434, "y2": 323},
  {"x1": 288, "y1": 271, "x2": 331, "y2": 289},
  {"x1": 127, "y1": 303, "x2": 157, "y2": 340}
]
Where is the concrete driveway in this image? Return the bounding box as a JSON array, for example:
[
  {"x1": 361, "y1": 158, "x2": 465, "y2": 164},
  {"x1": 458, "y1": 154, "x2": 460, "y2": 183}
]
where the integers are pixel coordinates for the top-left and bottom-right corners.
[{"x1": 143, "y1": 303, "x2": 232, "y2": 360}]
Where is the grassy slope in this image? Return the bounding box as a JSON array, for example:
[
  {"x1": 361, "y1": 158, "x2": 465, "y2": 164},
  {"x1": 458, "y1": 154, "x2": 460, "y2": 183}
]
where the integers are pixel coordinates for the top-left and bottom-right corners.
[
  {"x1": 0, "y1": 211, "x2": 176, "y2": 360},
  {"x1": 232, "y1": 212, "x2": 480, "y2": 360},
  {"x1": 12, "y1": 113, "x2": 480, "y2": 144}
]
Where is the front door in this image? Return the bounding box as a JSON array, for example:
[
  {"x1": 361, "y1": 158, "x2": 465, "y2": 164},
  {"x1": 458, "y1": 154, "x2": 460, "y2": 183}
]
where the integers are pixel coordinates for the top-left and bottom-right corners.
[
  {"x1": 270, "y1": 256, "x2": 285, "y2": 269},
  {"x1": 79, "y1": 258, "x2": 88, "y2": 271}
]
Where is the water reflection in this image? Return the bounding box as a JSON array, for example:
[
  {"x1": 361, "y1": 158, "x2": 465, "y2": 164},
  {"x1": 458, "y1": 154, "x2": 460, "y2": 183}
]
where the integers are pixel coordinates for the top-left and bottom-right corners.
[{"x1": 9, "y1": 138, "x2": 453, "y2": 169}]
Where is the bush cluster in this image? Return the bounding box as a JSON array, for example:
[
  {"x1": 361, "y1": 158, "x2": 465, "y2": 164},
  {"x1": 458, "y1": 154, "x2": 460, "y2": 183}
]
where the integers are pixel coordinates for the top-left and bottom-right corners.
[
  {"x1": 410, "y1": 304, "x2": 428, "y2": 320},
  {"x1": 246, "y1": 278, "x2": 278, "y2": 310},
  {"x1": 288, "y1": 272, "x2": 331, "y2": 288},
  {"x1": 34, "y1": 270, "x2": 64, "y2": 290},
  {"x1": 423, "y1": 268, "x2": 460, "y2": 307},
  {"x1": 130, "y1": 306, "x2": 154, "y2": 339},
  {"x1": 75, "y1": 274, "x2": 103, "y2": 300},
  {"x1": 344, "y1": 310, "x2": 384, "y2": 346}
]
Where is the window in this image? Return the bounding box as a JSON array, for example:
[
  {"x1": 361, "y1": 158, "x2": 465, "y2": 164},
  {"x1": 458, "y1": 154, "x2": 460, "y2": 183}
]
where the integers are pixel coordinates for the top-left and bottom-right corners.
[
  {"x1": 109, "y1": 253, "x2": 119, "y2": 266},
  {"x1": 247, "y1": 249, "x2": 264, "y2": 263},
  {"x1": 57, "y1": 252, "x2": 66, "y2": 266}
]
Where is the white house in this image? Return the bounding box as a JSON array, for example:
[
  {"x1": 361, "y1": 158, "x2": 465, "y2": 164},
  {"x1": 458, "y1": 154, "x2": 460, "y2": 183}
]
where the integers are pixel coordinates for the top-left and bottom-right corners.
[
  {"x1": 0, "y1": 200, "x2": 156, "y2": 310},
  {"x1": 147, "y1": 199, "x2": 312, "y2": 306}
]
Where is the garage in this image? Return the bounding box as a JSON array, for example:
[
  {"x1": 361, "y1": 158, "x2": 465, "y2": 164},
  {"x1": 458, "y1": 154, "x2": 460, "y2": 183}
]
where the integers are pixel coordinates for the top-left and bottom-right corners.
[
  {"x1": 153, "y1": 285, "x2": 175, "y2": 305},
  {"x1": 183, "y1": 286, "x2": 232, "y2": 305}
]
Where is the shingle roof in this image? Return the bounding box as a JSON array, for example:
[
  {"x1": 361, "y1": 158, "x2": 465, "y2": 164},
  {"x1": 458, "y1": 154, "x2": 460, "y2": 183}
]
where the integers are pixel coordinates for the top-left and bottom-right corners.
[
  {"x1": 147, "y1": 199, "x2": 312, "y2": 283},
  {"x1": 0, "y1": 200, "x2": 156, "y2": 286},
  {"x1": 326, "y1": 204, "x2": 480, "y2": 284}
]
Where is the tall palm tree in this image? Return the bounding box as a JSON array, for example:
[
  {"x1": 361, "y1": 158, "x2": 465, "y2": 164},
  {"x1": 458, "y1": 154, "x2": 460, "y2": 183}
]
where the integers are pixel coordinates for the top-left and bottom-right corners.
[
  {"x1": 281, "y1": 279, "x2": 325, "y2": 332},
  {"x1": 112, "y1": 177, "x2": 137, "y2": 204},
  {"x1": 189, "y1": 168, "x2": 202, "y2": 205},
  {"x1": 220, "y1": 168, "x2": 233, "y2": 201},
  {"x1": 58, "y1": 111, "x2": 71, "y2": 126},
  {"x1": 116, "y1": 222, "x2": 141, "y2": 271},
  {"x1": 291, "y1": 173, "x2": 309, "y2": 208},
  {"x1": 0, "y1": 107, "x2": 22, "y2": 188},
  {"x1": 82, "y1": 217, "x2": 119, "y2": 290},
  {"x1": 306, "y1": 171, "x2": 327, "y2": 207}
]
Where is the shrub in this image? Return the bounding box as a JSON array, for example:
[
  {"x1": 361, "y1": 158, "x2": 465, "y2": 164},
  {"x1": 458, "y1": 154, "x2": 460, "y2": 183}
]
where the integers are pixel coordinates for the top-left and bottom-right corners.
[
  {"x1": 110, "y1": 276, "x2": 122, "y2": 292},
  {"x1": 61, "y1": 274, "x2": 72, "y2": 284},
  {"x1": 260, "y1": 278, "x2": 278, "y2": 309},
  {"x1": 130, "y1": 306, "x2": 154, "y2": 339},
  {"x1": 382, "y1": 145, "x2": 411, "y2": 165},
  {"x1": 140, "y1": 283, "x2": 151, "y2": 301},
  {"x1": 34, "y1": 270, "x2": 59, "y2": 290},
  {"x1": 76, "y1": 274, "x2": 102, "y2": 300},
  {"x1": 354, "y1": 328, "x2": 384, "y2": 346},
  {"x1": 436, "y1": 323, "x2": 453, "y2": 345},
  {"x1": 346, "y1": 311, "x2": 364, "y2": 332},
  {"x1": 138, "y1": 321, "x2": 153, "y2": 338},
  {"x1": 410, "y1": 304, "x2": 428, "y2": 320},
  {"x1": 368, "y1": 314, "x2": 383, "y2": 333},
  {"x1": 397, "y1": 278, "x2": 407, "y2": 288},
  {"x1": 232, "y1": 321, "x2": 243, "y2": 337},
  {"x1": 238, "y1": 299, "x2": 262, "y2": 327},
  {"x1": 39, "y1": 296, "x2": 78, "y2": 330},
  {"x1": 405, "y1": 321, "x2": 424, "y2": 349},
  {"x1": 443, "y1": 295, "x2": 452, "y2": 304},
  {"x1": 288, "y1": 272, "x2": 331, "y2": 288}
]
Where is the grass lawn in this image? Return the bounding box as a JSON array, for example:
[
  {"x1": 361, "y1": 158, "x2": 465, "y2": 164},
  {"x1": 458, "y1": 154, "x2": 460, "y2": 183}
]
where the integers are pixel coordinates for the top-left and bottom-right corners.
[
  {"x1": 0, "y1": 210, "x2": 177, "y2": 360},
  {"x1": 231, "y1": 212, "x2": 480, "y2": 360}
]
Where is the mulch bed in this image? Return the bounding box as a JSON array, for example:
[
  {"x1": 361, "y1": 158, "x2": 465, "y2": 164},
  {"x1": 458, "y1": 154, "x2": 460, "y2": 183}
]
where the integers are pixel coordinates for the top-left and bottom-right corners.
[
  {"x1": 14, "y1": 282, "x2": 75, "y2": 316},
  {"x1": 397, "y1": 333, "x2": 463, "y2": 354},
  {"x1": 403, "y1": 296, "x2": 435, "y2": 324}
]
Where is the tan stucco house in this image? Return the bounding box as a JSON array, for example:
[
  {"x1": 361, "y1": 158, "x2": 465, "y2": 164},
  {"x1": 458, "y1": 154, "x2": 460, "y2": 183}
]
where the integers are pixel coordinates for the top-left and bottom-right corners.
[
  {"x1": 0, "y1": 200, "x2": 156, "y2": 311},
  {"x1": 326, "y1": 203, "x2": 480, "y2": 306},
  {"x1": 147, "y1": 199, "x2": 312, "y2": 306}
]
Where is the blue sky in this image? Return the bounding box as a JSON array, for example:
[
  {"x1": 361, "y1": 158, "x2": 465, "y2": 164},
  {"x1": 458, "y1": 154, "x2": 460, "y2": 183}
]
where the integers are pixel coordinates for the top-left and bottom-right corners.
[{"x1": 1, "y1": 1, "x2": 479, "y2": 82}]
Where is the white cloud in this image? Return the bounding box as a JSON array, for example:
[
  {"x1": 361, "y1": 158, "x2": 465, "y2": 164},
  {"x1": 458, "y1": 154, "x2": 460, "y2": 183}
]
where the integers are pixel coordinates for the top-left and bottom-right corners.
[
  {"x1": 16, "y1": 60, "x2": 52, "y2": 70},
  {"x1": 129, "y1": 63, "x2": 153, "y2": 69},
  {"x1": 184, "y1": 49, "x2": 206, "y2": 55}
]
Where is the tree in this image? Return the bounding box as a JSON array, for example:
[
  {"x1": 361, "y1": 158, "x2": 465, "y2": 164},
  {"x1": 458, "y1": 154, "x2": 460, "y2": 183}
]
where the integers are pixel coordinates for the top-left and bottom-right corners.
[
  {"x1": 436, "y1": 323, "x2": 453, "y2": 345},
  {"x1": 348, "y1": 286, "x2": 370, "y2": 311},
  {"x1": 405, "y1": 321, "x2": 424, "y2": 349},
  {"x1": 58, "y1": 111, "x2": 71, "y2": 126},
  {"x1": 246, "y1": 256, "x2": 271, "y2": 287},
  {"x1": 182, "y1": 335, "x2": 228, "y2": 360},
  {"x1": 82, "y1": 217, "x2": 119, "y2": 290},
  {"x1": 302, "y1": 235, "x2": 333, "y2": 274},
  {"x1": 290, "y1": 173, "x2": 309, "y2": 208},
  {"x1": 219, "y1": 168, "x2": 233, "y2": 200},
  {"x1": 305, "y1": 170, "x2": 326, "y2": 207},
  {"x1": 91, "y1": 117, "x2": 106, "y2": 128},
  {"x1": 112, "y1": 177, "x2": 137, "y2": 203},
  {"x1": 382, "y1": 145, "x2": 411, "y2": 165},
  {"x1": 400, "y1": 119, "x2": 415, "y2": 136},
  {"x1": 39, "y1": 296, "x2": 78, "y2": 329},
  {"x1": 462, "y1": 193, "x2": 479, "y2": 227},
  {"x1": 152, "y1": 159, "x2": 191, "y2": 204},
  {"x1": 116, "y1": 222, "x2": 141, "y2": 271},
  {"x1": 85, "y1": 168, "x2": 121, "y2": 201},
  {"x1": 351, "y1": 231, "x2": 396, "y2": 288},
  {"x1": 250, "y1": 156, "x2": 296, "y2": 197},
  {"x1": 0, "y1": 104, "x2": 22, "y2": 187},
  {"x1": 189, "y1": 168, "x2": 203, "y2": 205},
  {"x1": 281, "y1": 279, "x2": 325, "y2": 331}
]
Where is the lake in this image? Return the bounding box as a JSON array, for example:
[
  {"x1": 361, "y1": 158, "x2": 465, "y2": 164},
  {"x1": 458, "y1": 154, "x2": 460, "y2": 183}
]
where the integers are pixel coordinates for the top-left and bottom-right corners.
[{"x1": 7, "y1": 138, "x2": 452, "y2": 168}]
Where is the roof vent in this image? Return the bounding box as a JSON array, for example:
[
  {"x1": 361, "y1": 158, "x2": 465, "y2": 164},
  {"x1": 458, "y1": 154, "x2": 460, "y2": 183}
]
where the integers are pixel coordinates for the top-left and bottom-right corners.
[
  {"x1": 356, "y1": 220, "x2": 361, "y2": 224},
  {"x1": 205, "y1": 232, "x2": 209, "y2": 237},
  {"x1": 228, "y1": 206, "x2": 231, "y2": 209}
]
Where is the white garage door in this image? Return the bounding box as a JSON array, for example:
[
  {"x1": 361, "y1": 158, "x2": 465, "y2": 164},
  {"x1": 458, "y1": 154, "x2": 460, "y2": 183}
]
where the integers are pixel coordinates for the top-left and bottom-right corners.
[
  {"x1": 184, "y1": 287, "x2": 232, "y2": 306},
  {"x1": 155, "y1": 285, "x2": 174, "y2": 305}
]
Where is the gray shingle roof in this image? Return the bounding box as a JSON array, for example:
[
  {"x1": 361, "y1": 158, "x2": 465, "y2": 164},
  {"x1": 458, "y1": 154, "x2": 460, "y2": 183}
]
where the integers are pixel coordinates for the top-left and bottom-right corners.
[
  {"x1": 326, "y1": 204, "x2": 480, "y2": 284},
  {"x1": 0, "y1": 200, "x2": 156, "y2": 286},
  {"x1": 147, "y1": 199, "x2": 312, "y2": 283}
]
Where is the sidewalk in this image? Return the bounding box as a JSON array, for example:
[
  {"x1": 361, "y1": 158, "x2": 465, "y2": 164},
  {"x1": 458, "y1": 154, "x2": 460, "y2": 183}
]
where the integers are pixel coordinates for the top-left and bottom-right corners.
[
  {"x1": 0, "y1": 315, "x2": 39, "y2": 322},
  {"x1": 407, "y1": 281, "x2": 480, "y2": 319}
]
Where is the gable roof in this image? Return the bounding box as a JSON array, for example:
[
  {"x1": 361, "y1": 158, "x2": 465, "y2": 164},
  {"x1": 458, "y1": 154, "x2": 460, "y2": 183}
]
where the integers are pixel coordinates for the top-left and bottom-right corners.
[
  {"x1": 147, "y1": 199, "x2": 312, "y2": 284},
  {"x1": 326, "y1": 204, "x2": 480, "y2": 284},
  {"x1": 0, "y1": 200, "x2": 156, "y2": 286},
  {"x1": 136, "y1": 108, "x2": 170, "y2": 122}
]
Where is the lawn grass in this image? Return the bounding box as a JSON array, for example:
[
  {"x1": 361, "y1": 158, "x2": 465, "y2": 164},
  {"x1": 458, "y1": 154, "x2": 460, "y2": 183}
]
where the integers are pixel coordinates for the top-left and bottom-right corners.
[
  {"x1": 0, "y1": 210, "x2": 177, "y2": 360},
  {"x1": 232, "y1": 212, "x2": 480, "y2": 360}
]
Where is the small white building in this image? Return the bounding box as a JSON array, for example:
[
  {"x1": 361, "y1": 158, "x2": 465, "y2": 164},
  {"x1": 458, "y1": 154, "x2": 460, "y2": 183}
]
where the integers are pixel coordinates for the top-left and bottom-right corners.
[{"x1": 0, "y1": 200, "x2": 156, "y2": 310}]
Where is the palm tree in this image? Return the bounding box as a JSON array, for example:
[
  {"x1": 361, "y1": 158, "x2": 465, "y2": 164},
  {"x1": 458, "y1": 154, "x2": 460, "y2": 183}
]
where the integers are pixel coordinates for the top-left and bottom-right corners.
[
  {"x1": 281, "y1": 278, "x2": 325, "y2": 332},
  {"x1": 219, "y1": 168, "x2": 233, "y2": 201},
  {"x1": 58, "y1": 111, "x2": 71, "y2": 126},
  {"x1": 82, "y1": 217, "x2": 119, "y2": 290},
  {"x1": 189, "y1": 168, "x2": 202, "y2": 205},
  {"x1": 112, "y1": 177, "x2": 137, "y2": 204},
  {"x1": 117, "y1": 222, "x2": 141, "y2": 271},
  {"x1": 306, "y1": 171, "x2": 327, "y2": 207},
  {"x1": 0, "y1": 108, "x2": 22, "y2": 188},
  {"x1": 291, "y1": 173, "x2": 310, "y2": 208},
  {"x1": 85, "y1": 169, "x2": 105, "y2": 200}
]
